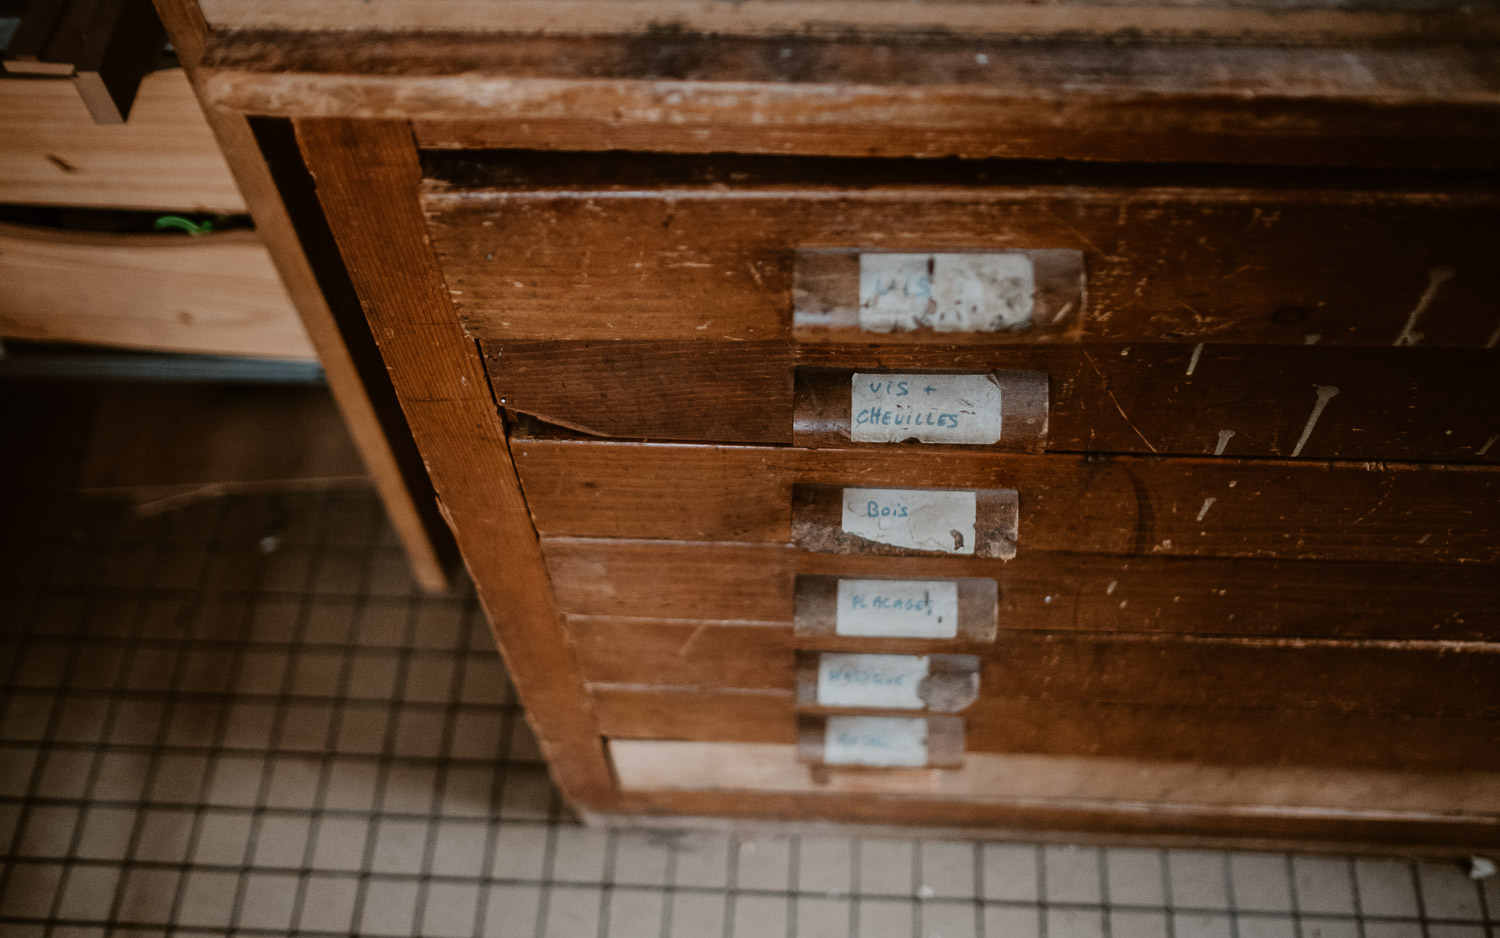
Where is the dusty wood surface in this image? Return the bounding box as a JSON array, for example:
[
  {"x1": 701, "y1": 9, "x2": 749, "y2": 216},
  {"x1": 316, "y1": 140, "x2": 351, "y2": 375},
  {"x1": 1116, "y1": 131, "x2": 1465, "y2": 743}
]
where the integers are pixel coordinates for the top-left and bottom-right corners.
[
  {"x1": 0, "y1": 222, "x2": 311, "y2": 358},
  {"x1": 195, "y1": 0, "x2": 1499, "y2": 43},
  {"x1": 294, "y1": 117, "x2": 615, "y2": 806},
  {"x1": 0, "y1": 69, "x2": 243, "y2": 210},
  {"x1": 423, "y1": 155, "x2": 1500, "y2": 347},
  {"x1": 196, "y1": 32, "x2": 1500, "y2": 167},
  {"x1": 596, "y1": 688, "x2": 1500, "y2": 773},
  {"x1": 512, "y1": 439, "x2": 1500, "y2": 565},
  {"x1": 543, "y1": 539, "x2": 1500, "y2": 642},
  {"x1": 491, "y1": 343, "x2": 1500, "y2": 463},
  {"x1": 153, "y1": 0, "x2": 455, "y2": 592}
]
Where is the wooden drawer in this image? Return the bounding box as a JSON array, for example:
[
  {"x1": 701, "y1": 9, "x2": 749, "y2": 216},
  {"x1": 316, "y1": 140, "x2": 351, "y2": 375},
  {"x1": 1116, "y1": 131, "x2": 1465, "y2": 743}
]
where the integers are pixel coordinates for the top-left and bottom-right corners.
[
  {"x1": 0, "y1": 223, "x2": 310, "y2": 359},
  {"x1": 424, "y1": 153, "x2": 1500, "y2": 347},
  {"x1": 572, "y1": 619, "x2": 1500, "y2": 720},
  {"x1": 493, "y1": 347, "x2": 1500, "y2": 462},
  {"x1": 596, "y1": 687, "x2": 1500, "y2": 773},
  {"x1": 514, "y1": 437, "x2": 1500, "y2": 565},
  {"x1": 430, "y1": 154, "x2": 1500, "y2": 460},
  {"x1": 546, "y1": 539, "x2": 1500, "y2": 643},
  {"x1": 0, "y1": 69, "x2": 244, "y2": 212}
]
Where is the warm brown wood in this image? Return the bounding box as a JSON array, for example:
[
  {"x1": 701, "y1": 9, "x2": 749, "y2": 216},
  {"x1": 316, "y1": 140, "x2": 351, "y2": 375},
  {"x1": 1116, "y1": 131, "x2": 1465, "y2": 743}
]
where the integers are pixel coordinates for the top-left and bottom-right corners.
[
  {"x1": 422, "y1": 154, "x2": 1500, "y2": 348},
  {"x1": 152, "y1": 0, "x2": 455, "y2": 592},
  {"x1": 579, "y1": 620, "x2": 1500, "y2": 719},
  {"x1": 493, "y1": 342, "x2": 1500, "y2": 462},
  {"x1": 485, "y1": 340, "x2": 794, "y2": 444},
  {"x1": 0, "y1": 69, "x2": 244, "y2": 210},
  {"x1": 514, "y1": 439, "x2": 1500, "y2": 565},
  {"x1": 197, "y1": 33, "x2": 1500, "y2": 169},
  {"x1": 544, "y1": 538, "x2": 1500, "y2": 643},
  {"x1": 194, "y1": 0, "x2": 1499, "y2": 44},
  {"x1": 0, "y1": 222, "x2": 311, "y2": 359},
  {"x1": 595, "y1": 689, "x2": 1500, "y2": 773},
  {"x1": 293, "y1": 117, "x2": 614, "y2": 806}
]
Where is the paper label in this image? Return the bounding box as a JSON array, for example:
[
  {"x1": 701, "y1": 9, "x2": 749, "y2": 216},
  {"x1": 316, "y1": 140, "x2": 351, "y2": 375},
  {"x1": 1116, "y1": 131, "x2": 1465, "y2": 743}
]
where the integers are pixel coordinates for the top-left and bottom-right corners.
[
  {"x1": 835, "y1": 579, "x2": 960, "y2": 638},
  {"x1": 841, "y1": 488, "x2": 977, "y2": 555},
  {"x1": 817, "y1": 653, "x2": 929, "y2": 710},
  {"x1": 851, "y1": 374, "x2": 1003, "y2": 445},
  {"x1": 823, "y1": 716, "x2": 929, "y2": 767},
  {"x1": 859, "y1": 253, "x2": 1035, "y2": 333}
]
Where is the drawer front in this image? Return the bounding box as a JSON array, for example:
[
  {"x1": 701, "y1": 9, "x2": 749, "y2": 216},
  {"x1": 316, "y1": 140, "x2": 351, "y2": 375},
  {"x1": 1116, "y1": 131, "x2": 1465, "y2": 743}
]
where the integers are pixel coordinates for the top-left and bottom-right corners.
[
  {"x1": 489, "y1": 344, "x2": 1500, "y2": 464},
  {"x1": 515, "y1": 438, "x2": 1500, "y2": 565},
  {"x1": 544, "y1": 540, "x2": 1500, "y2": 642},
  {"x1": 423, "y1": 153, "x2": 1500, "y2": 348},
  {"x1": 432, "y1": 153, "x2": 1500, "y2": 462},
  {"x1": 572, "y1": 617, "x2": 1500, "y2": 721},
  {"x1": 595, "y1": 686, "x2": 1500, "y2": 773}
]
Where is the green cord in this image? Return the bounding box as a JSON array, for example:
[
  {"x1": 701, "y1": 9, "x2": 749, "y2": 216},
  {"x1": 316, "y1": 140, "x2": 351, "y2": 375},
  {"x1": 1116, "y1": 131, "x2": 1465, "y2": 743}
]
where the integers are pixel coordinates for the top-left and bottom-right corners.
[{"x1": 153, "y1": 215, "x2": 216, "y2": 235}]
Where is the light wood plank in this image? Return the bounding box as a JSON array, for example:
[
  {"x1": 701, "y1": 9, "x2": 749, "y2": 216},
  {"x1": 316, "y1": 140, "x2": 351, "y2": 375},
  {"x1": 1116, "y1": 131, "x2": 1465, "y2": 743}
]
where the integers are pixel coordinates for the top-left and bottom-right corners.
[
  {"x1": 0, "y1": 69, "x2": 244, "y2": 211},
  {"x1": 0, "y1": 222, "x2": 311, "y2": 359},
  {"x1": 609, "y1": 740, "x2": 1500, "y2": 816}
]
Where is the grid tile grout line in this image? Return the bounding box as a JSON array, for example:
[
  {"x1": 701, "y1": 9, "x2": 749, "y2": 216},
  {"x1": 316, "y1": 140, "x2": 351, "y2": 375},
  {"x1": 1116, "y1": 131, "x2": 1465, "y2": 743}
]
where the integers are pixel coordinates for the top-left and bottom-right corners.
[{"x1": 2, "y1": 488, "x2": 1498, "y2": 938}]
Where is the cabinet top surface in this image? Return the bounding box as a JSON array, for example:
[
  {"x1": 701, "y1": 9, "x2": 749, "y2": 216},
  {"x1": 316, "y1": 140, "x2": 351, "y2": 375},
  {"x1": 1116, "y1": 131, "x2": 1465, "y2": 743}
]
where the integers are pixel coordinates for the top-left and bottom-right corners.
[{"x1": 198, "y1": 0, "x2": 1496, "y2": 42}]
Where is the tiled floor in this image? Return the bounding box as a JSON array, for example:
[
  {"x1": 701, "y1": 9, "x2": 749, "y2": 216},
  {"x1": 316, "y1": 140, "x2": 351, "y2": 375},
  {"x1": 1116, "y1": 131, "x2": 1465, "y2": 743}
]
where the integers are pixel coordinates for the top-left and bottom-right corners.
[{"x1": 1, "y1": 394, "x2": 1497, "y2": 937}]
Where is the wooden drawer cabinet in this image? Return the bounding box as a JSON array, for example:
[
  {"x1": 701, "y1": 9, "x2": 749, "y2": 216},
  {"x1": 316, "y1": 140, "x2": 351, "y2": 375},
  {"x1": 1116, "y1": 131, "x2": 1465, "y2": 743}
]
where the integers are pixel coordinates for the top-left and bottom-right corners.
[{"x1": 160, "y1": 0, "x2": 1500, "y2": 851}]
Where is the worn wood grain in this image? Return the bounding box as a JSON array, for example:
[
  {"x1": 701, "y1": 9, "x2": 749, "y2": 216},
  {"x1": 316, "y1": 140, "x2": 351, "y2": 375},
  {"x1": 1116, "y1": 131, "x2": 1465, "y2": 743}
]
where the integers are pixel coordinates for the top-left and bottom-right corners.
[
  {"x1": 485, "y1": 340, "x2": 794, "y2": 443},
  {"x1": 0, "y1": 69, "x2": 243, "y2": 210},
  {"x1": 543, "y1": 539, "x2": 1500, "y2": 642},
  {"x1": 576, "y1": 619, "x2": 1500, "y2": 719},
  {"x1": 194, "y1": 1, "x2": 1500, "y2": 44},
  {"x1": 197, "y1": 32, "x2": 1500, "y2": 168},
  {"x1": 422, "y1": 155, "x2": 1500, "y2": 348},
  {"x1": 294, "y1": 117, "x2": 614, "y2": 806},
  {"x1": 491, "y1": 343, "x2": 1500, "y2": 462},
  {"x1": 594, "y1": 689, "x2": 1500, "y2": 772},
  {"x1": 0, "y1": 222, "x2": 310, "y2": 359},
  {"x1": 513, "y1": 440, "x2": 1500, "y2": 565}
]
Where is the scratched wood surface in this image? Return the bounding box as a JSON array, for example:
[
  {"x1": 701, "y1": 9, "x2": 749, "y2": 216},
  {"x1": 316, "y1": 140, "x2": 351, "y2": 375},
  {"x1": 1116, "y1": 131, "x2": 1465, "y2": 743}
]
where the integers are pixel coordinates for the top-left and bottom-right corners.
[
  {"x1": 195, "y1": 0, "x2": 1499, "y2": 43},
  {"x1": 492, "y1": 343, "x2": 1500, "y2": 462},
  {"x1": 196, "y1": 32, "x2": 1500, "y2": 168},
  {"x1": 543, "y1": 539, "x2": 1500, "y2": 642},
  {"x1": 511, "y1": 438, "x2": 1500, "y2": 565},
  {"x1": 593, "y1": 687, "x2": 1500, "y2": 772},
  {"x1": 294, "y1": 118, "x2": 615, "y2": 806},
  {"x1": 423, "y1": 153, "x2": 1500, "y2": 346},
  {"x1": 573, "y1": 619, "x2": 1500, "y2": 719}
]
